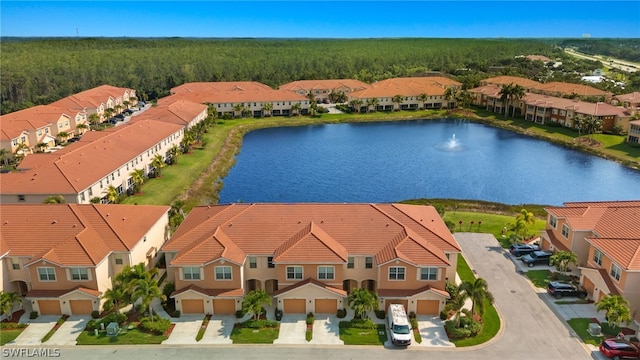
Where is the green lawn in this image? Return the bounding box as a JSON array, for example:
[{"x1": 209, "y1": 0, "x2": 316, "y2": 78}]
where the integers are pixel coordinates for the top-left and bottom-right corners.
[
  {"x1": 0, "y1": 324, "x2": 28, "y2": 345},
  {"x1": 338, "y1": 322, "x2": 387, "y2": 345},
  {"x1": 76, "y1": 327, "x2": 167, "y2": 345},
  {"x1": 567, "y1": 318, "x2": 606, "y2": 346},
  {"x1": 456, "y1": 253, "x2": 476, "y2": 283},
  {"x1": 525, "y1": 270, "x2": 552, "y2": 288},
  {"x1": 230, "y1": 324, "x2": 280, "y2": 344}
]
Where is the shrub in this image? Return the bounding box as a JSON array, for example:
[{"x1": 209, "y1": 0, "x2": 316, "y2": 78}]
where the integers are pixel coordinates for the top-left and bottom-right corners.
[
  {"x1": 101, "y1": 312, "x2": 127, "y2": 325},
  {"x1": 374, "y1": 310, "x2": 386, "y2": 319},
  {"x1": 409, "y1": 311, "x2": 416, "y2": 319},
  {"x1": 235, "y1": 310, "x2": 245, "y2": 319},
  {"x1": 439, "y1": 311, "x2": 448, "y2": 320},
  {"x1": 410, "y1": 317, "x2": 419, "y2": 330},
  {"x1": 445, "y1": 317, "x2": 482, "y2": 338},
  {"x1": 242, "y1": 319, "x2": 279, "y2": 329},
  {"x1": 274, "y1": 309, "x2": 283, "y2": 321},
  {"x1": 171, "y1": 310, "x2": 181, "y2": 318},
  {"x1": 139, "y1": 316, "x2": 171, "y2": 335},
  {"x1": 85, "y1": 319, "x2": 100, "y2": 331},
  {"x1": 30, "y1": 311, "x2": 39, "y2": 319},
  {"x1": 306, "y1": 312, "x2": 314, "y2": 325},
  {"x1": 350, "y1": 318, "x2": 377, "y2": 329},
  {"x1": 336, "y1": 308, "x2": 347, "y2": 318},
  {"x1": 91, "y1": 311, "x2": 100, "y2": 319}
]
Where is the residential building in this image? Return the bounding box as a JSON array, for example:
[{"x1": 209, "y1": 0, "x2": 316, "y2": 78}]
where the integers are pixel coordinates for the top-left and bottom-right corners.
[
  {"x1": 628, "y1": 120, "x2": 640, "y2": 144},
  {"x1": 348, "y1": 77, "x2": 462, "y2": 112},
  {"x1": 161, "y1": 82, "x2": 309, "y2": 117},
  {"x1": 0, "y1": 203, "x2": 170, "y2": 315},
  {"x1": 480, "y1": 76, "x2": 610, "y2": 100},
  {"x1": 540, "y1": 201, "x2": 640, "y2": 326},
  {"x1": 613, "y1": 92, "x2": 640, "y2": 115},
  {"x1": 0, "y1": 107, "x2": 59, "y2": 155},
  {"x1": 133, "y1": 99, "x2": 208, "y2": 129},
  {"x1": 279, "y1": 79, "x2": 371, "y2": 103},
  {"x1": 0, "y1": 119, "x2": 184, "y2": 204},
  {"x1": 51, "y1": 84, "x2": 136, "y2": 122},
  {"x1": 161, "y1": 203, "x2": 460, "y2": 316}
]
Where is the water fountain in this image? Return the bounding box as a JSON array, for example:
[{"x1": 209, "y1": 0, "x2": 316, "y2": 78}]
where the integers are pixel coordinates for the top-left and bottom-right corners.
[{"x1": 437, "y1": 134, "x2": 463, "y2": 151}]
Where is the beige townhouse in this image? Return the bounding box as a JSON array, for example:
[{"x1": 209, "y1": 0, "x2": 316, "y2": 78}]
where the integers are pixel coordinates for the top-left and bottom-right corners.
[{"x1": 279, "y1": 79, "x2": 371, "y2": 103}]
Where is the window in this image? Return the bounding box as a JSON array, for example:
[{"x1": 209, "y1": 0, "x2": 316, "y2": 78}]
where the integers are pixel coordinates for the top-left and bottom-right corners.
[
  {"x1": 215, "y1": 266, "x2": 232, "y2": 280},
  {"x1": 561, "y1": 224, "x2": 570, "y2": 238},
  {"x1": 593, "y1": 249, "x2": 603, "y2": 266},
  {"x1": 286, "y1": 266, "x2": 303, "y2": 280},
  {"x1": 115, "y1": 256, "x2": 123, "y2": 265},
  {"x1": 347, "y1": 257, "x2": 354, "y2": 269},
  {"x1": 71, "y1": 267, "x2": 89, "y2": 281},
  {"x1": 388, "y1": 267, "x2": 405, "y2": 281},
  {"x1": 184, "y1": 267, "x2": 201, "y2": 280},
  {"x1": 610, "y1": 264, "x2": 621, "y2": 281},
  {"x1": 267, "y1": 256, "x2": 275, "y2": 268},
  {"x1": 365, "y1": 257, "x2": 373, "y2": 269},
  {"x1": 38, "y1": 267, "x2": 56, "y2": 281},
  {"x1": 318, "y1": 266, "x2": 334, "y2": 280},
  {"x1": 420, "y1": 267, "x2": 438, "y2": 280},
  {"x1": 11, "y1": 258, "x2": 20, "y2": 270},
  {"x1": 549, "y1": 215, "x2": 557, "y2": 229},
  {"x1": 249, "y1": 257, "x2": 257, "y2": 269}
]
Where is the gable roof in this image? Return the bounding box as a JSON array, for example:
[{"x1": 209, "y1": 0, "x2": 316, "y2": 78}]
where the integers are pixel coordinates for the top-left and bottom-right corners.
[
  {"x1": 162, "y1": 81, "x2": 307, "y2": 105},
  {"x1": 279, "y1": 79, "x2": 371, "y2": 92},
  {"x1": 273, "y1": 221, "x2": 348, "y2": 263},
  {"x1": 588, "y1": 238, "x2": 640, "y2": 271},
  {"x1": 134, "y1": 100, "x2": 207, "y2": 127},
  {"x1": 350, "y1": 77, "x2": 461, "y2": 99},
  {"x1": 1, "y1": 204, "x2": 169, "y2": 266},
  {"x1": 272, "y1": 278, "x2": 347, "y2": 297}
]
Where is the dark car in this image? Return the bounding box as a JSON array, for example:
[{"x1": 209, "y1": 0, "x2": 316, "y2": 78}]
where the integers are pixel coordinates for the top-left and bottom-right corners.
[
  {"x1": 107, "y1": 117, "x2": 118, "y2": 124},
  {"x1": 123, "y1": 109, "x2": 134, "y2": 115},
  {"x1": 521, "y1": 250, "x2": 553, "y2": 267},
  {"x1": 599, "y1": 338, "x2": 640, "y2": 359},
  {"x1": 115, "y1": 114, "x2": 125, "y2": 121},
  {"x1": 509, "y1": 244, "x2": 540, "y2": 257},
  {"x1": 546, "y1": 281, "x2": 587, "y2": 299}
]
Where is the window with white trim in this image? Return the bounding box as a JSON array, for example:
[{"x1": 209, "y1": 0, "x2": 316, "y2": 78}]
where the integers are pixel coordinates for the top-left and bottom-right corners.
[
  {"x1": 115, "y1": 256, "x2": 123, "y2": 265},
  {"x1": 593, "y1": 249, "x2": 603, "y2": 266},
  {"x1": 11, "y1": 258, "x2": 20, "y2": 270},
  {"x1": 215, "y1": 266, "x2": 232, "y2": 280},
  {"x1": 610, "y1": 264, "x2": 621, "y2": 281},
  {"x1": 286, "y1": 266, "x2": 303, "y2": 280},
  {"x1": 420, "y1": 267, "x2": 438, "y2": 281},
  {"x1": 549, "y1": 215, "x2": 557, "y2": 229},
  {"x1": 249, "y1": 257, "x2": 257, "y2": 269},
  {"x1": 318, "y1": 266, "x2": 334, "y2": 280},
  {"x1": 347, "y1": 257, "x2": 354, "y2": 269},
  {"x1": 365, "y1": 257, "x2": 373, "y2": 269},
  {"x1": 70, "y1": 267, "x2": 89, "y2": 281},
  {"x1": 388, "y1": 267, "x2": 405, "y2": 281},
  {"x1": 561, "y1": 224, "x2": 570, "y2": 238},
  {"x1": 267, "y1": 256, "x2": 275, "y2": 268},
  {"x1": 38, "y1": 267, "x2": 56, "y2": 281},
  {"x1": 183, "y1": 267, "x2": 201, "y2": 280}
]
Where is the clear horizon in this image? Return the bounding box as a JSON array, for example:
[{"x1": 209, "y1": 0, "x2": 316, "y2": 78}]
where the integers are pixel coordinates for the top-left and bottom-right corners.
[{"x1": 1, "y1": 1, "x2": 638, "y2": 38}]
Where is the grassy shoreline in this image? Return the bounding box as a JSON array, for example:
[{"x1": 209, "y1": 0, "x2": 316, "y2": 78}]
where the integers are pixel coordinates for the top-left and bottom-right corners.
[{"x1": 123, "y1": 108, "x2": 639, "y2": 211}]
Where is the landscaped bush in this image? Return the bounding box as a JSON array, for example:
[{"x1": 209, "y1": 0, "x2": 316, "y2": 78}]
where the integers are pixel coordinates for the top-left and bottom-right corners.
[
  {"x1": 336, "y1": 308, "x2": 347, "y2": 318},
  {"x1": 29, "y1": 311, "x2": 38, "y2": 319},
  {"x1": 101, "y1": 312, "x2": 127, "y2": 325},
  {"x1": 162, "y1": 282, "x2": 175, "y2": 303},
  {"x1": 91, "y1": 311, "x2": 100, "y2": 319},
  {"x1": 274, "y1": 309, "x2": 283, "y2": 321},
  {"x1": 0, "y1": 323, "x2": 27, "y2": 330},
  {"x1": 439, "y1": 311, "x2": 448, "y2": 320},
  {"x1": 350, "y1": 318, "x2": 377, "y2": 330},
  {"x1": 241, "y1": 319, "x2": 279, "y2": 329},
  {"x1": 409, "y1": 311, "x2": 416, "y2": 319},
  {"x1": 374, "y1": 310, "x2": 385, "y2": 319},
  {"x1": 85, "y1": 319, "x2": 100, "y2": 331},
  {"x1": 235, "y1": 310, "x2": 245, "y2": 318},
  {"x1": 139, "y1": 316, "x2": 171, "y2": 335},
  {"x1": 306, "y1": 312, "x2": 314, "y2": 325},
  {"x1": 171, "y1": 310, "x2": 181, "y2": 318},
  {"x1": 445, "y1": 317, "x2": 482, "y2": 339},
  {"x1": 410, "y1": 317, "x2": 419, "y2": 330}
]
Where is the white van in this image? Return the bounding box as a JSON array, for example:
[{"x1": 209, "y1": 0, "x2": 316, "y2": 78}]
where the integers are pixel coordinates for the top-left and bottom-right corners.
[{"x1": 387, "y1": 304, "x2": 412, "y2": 346}]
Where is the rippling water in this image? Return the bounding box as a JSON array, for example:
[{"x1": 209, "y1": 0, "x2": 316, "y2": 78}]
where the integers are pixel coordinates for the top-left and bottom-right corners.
[{"x1": 218, "y1": 119, "x2": 640, "y2": 205}]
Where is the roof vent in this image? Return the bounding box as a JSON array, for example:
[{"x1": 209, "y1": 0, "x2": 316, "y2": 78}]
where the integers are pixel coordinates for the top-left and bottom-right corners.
[
  {"x1": 51, "y1": 220, "x2": 57, "y2": 224},
  {"x1": 72, "y1": 224, "x2": 77, "y2": 228},
  {"x1": 386, "y1": 223, "x2": 389, "y2": 227},
  {"x1": 122, "y1": 217, "x2": 126, "y2": 221}
]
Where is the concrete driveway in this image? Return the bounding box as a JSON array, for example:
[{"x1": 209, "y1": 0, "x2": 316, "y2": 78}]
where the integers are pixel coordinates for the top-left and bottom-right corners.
[
  {"x1": 453, "y1": 233, "x2": 591, "y2": 359},
  {"x1": 46, "y1": 315, "x2": 89, "y2": 346},
  {"x1": 199, "y1": 315, "x2": 234, "y2": 344},
  {"x1": 309, "y1": 314, "x2": 342, "y2": 345},
  {"x1": 415, "y1": 316, "x2": 454, "y2": 347},
  {"x1": 161, "y1": 314, "x2": 203, "y2": 345},
  {"x1": 7, "y1": 315, "x2": 59, "y2": 345},
  {"x1": 273, "y1": 314, "x2": 307, "y2": 344}
]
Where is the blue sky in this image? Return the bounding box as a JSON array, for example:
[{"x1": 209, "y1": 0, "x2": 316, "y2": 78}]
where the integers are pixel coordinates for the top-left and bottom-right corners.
[{"x1": 1, "y1": 1, "x2": 638, "y2": 38}]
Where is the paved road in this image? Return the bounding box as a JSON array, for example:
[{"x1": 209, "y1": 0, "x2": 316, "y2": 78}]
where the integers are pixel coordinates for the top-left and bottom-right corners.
[{"x1": 564, "y1": 49, "x2": 638, "y2": 73}]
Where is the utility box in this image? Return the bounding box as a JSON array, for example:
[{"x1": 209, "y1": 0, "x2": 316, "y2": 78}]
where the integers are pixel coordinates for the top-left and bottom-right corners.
[
  {"x1": 588, "y1": 323, "x2": 601, "y2": 336},
  {"x1": 106, "y1": 322, "x2": 120, "y2": 336}
]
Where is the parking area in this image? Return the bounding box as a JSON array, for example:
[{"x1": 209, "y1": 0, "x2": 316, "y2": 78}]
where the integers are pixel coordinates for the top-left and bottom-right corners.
[
  {"x1": 415, "y1": 316, "x2": 454, "y2": 347},
  {"x1": 7, "y1": 315, "x2": 59, "y2": 346},
  {"x1": 161, "y1": 314, "x2": 203, "y2": 345},
  {"x1": 273, "y1": 314, "x2": 307, "y2": 345},
  {"x1": 47, "y1": 315, "x2": 90, "y2": 346},
  {"x1": 309, "y1": 314, "x2": 342, "y2": 345}
]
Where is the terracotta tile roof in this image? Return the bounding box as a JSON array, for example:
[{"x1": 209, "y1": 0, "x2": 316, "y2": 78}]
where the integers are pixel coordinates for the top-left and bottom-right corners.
[
  {"x1": 543, "y1": 229, "x2": 570, "y2": 252},
  {"x1": 533, "y1": 82, "x2": 609, "y2": 97},
  {"x1": 524, "y1": 93, "x2": 626, "y2": 117},
  {"x1": 468, "y1": 84, "x2": 503, "y2": 98},
  {"x1": 548, "y1": 201, "x2": 640, "y2": 238},
  {"x1": 272, "y1": 278, "x2": 347, "y2": 297},
  {"x1": 579, "y1": 267, "x2": 620, "y2": 296},
  {"x1": 27, "y1": 286, "x2": 101, "y2": 298},
  {"x1": 279, "y1": 79, "x2": 371, "y2": 92},
  {"x1": 171, "y1": 227, "x2": 245, "y2": 266},
  {"x1": 350, "y1": 77, "x2": 461, "y2": 99},
  {"x1": 378, "y1": 285, "x2": 449, "y2": 298},
  {"x1": 51, "y1": 85, "x2": 134, "y2": 110},
  {"x1": 2, "y1": 119, "x2": 183, "y2": 195},
  {"x1": 615, "y1": 92, "x2": 640, "y2": 104},
  {"x1": 588, "y1": 238, "x2": 640, "y2": 271},
  {"x1": 171, "y1": 284, "x2": 244, "y2": 298},
  {"x1": 134, "y1": 100, "x2": 207, "y2": 127},
  {"x1": 1, "y1": 204, "x2": 169, "y2": 266},
  {"x1": 164, "y1": 203, "x2": 459, "y2": 268},
  {"x1": 163, "y1": 81, "x2": 307, "y2": 105},
  {"x1": 564, "y1": 200, "x2": 640, "y2": 207},
  {"x1": 481, "y1": 76, "x2": 542, "y2": 90}
]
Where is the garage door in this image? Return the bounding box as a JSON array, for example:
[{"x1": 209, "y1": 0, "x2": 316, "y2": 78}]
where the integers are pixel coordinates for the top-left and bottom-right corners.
[
  {"x1": 384, "y1": 300, "x2": 408, "y2": 312},
  {"x1": 181, "y1": 299, "x2": 204, "y2": 314},
  {"x1": 38, "y1": 300, "x2": 61, "y2": 315},
  {"x1": 283, "y1": 299, "x2": 306, "y2": 314},
  {"x1": 69, "y1": 300, "x2": 93, "y2": 315},
  {"x1": 213, "y1": 299, "x2": 235, "y2": 315},
  {"x1": 315, "y1": 299, "x2": 337, "y2": 314},
  {"x1": 416, "y1": 300, "x2": 440, "y2": 315},
  {"x1": 583, "y1": 277, "x2": 595, "y2": 298}
]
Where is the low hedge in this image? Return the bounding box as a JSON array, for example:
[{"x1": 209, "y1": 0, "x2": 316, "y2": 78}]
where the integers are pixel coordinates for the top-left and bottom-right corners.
[
  {"x1": 139, "y1": 316, "x2": 171, "y2": 335},
  {"x1": 445, "y1": 317, "x2": 482, "y2": 338},
  {"x1": 241, "y1": 319, "x2": 279, "y2": 329}
]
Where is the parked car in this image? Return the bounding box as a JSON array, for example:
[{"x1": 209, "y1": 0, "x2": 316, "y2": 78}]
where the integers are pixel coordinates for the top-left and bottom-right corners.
[
  {"x1": 521, "y1": 250, "x2": 553, "y2": 267},
  {"x1": 107, "y1": 117, "x2": 118, "y2": 124},
  {"x1": 67, "y1": 137, "x2": 81, "y2": 143},
  {"x1": 546, "y1": 281, "x2": 587, "y2": 299},
  {"x1": 509, "y1": 243, "x2": 540, "y2": 257},
  {"x1": 599, "y1": 338, "x2": 640, "y2": 359},
  {"x1": 123, "y1": 109, "x2": 134, "y2": 115}
]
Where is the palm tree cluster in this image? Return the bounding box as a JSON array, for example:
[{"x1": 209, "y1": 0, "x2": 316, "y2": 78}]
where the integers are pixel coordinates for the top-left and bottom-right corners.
[
  {"x1": 596, "y1": 295, "x2": 632, "y2": 329},
  {"x1": 103, "y1": 263, "x2": 165, "y2": 321},
  {"x1": 445, "y1": 278, "x2": 494, "y2": 328},
  {"x1": 573, "y1": 114, "x2": 603, "y2": 140},
  {"x1": 1, "y1": 291, "x2": 23, "y2": 320},
  {"x1": 444, "y1": 87, "x2": 472, "y2": 110},
  {"x1": 511, "y1": 208, "x2": 536, "y2": 242},
  {"x1": 347, "y1": 288, "x2": 379, "y2": 320},
  {"x1": 498, "y1": 83, "x2": 526, "y2": 117},
  {"x1": 550, "y1": 250, "x2": 578, "y2": 272},
  {"x1": 241, "y1": 290, "x2": 272, "y2": 321}
]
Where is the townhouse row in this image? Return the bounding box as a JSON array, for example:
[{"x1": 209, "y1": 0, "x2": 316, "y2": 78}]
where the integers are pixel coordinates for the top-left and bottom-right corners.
[
  {"x1": 0, "y1": 203, "x2": 459, "y2": 318},
  {"x1": 539, "y1": 200, "x2": 640, "y2": 327}
]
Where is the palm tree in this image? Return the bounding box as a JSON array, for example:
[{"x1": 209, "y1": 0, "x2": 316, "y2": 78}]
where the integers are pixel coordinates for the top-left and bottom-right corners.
[
  {"x1": 513, "y1": 208, "x2": 536, "y2": 240},
  {"x1": 104, "y1": 108, "x2": 115, "y2": 120},
  {"x1": 114, "y1": 104, "x2": 123, "y2": 115},
  {"x1": 43, "y1": 195, "x2": 65, "y2": 204},
  {"x1": 232, "y1": 103, "x2": 245, "y2": 118},
  {"x1": 167, "y1": 145, "x2": 181, "y2": 165},
  {"x1": 181, "y1": 131, "x2": 195, "y2": 153},
  {"x1": 583, "y1": 115, "x2": 602, "y2": 141},
  {"x1": 76, "y1": 123, "x2": 89, "y2": 134},
  {"x1": 457, "y1": 90, "x2": 472, "y2": 110},
  {"x1": 391, "y1": 95, "x2": 404, "y2": 111},
  {"x1": 123, "y1": 100, "x2": 131, "y2": 109},
  {"x1": 596, "y1": 295, "x2": 632, "y2": 329},
  {"x1": 574, "y1": 114, "x2": 587, "y2": 137},
  {"x1": 460, "y1": 278, "x2": 494, "y2": 316},
  {"x1": 56, "y1": 131, "x2": 70, "y2": 144},
  {"x1": 132, "y1": 277, "x2": 165, "y2": 320},
  {"x1": 444, "y1": 282, "x2": 467, "y2": 327},
  {"x1": 103, "y1": 185, "x2": 119, "y2": 204},
  {"x1": 444, "y1": 87, "x2": 459, "y2": 109},
  {"x1": 129, "y1": 169, "x2": 145, "y2": 194},
  {"x1": 348, "y1": 99, "x2": 363, "y2": 113},
  {"x1": 0, "y1": 291, "x2": 22, "y2": 319},
  {"x1": 550, "y1": 251, "x2": 578, "y2": 272},
  {"x1": 0, "y1": 148, "x2": 10, "y2": 167},
  {"x1": 263, "y1": 102, "x2": 273, "y2": 117},
  {"x1": 418, "y1": 93, "x2": 428, "y2": 110},
  {"x1": 291, "y1": 102, "x2": 301, "y2": 116},
  {"x1": 510, "y1": 85, "x2": 526, "y2": 117},
  {"x1": 102, "y1": 280, "x2": 127, "y2": 315},
  {"x1": 88, "y1": 113, "x2": 100, "y2": 129},
  {"x1": 14, "y1": 142, "x2": 31, "y2": 158},
  {"x1": 499, "y1": 83, "x2": 513, "y2": 116},
  {"x1": 35, "y1": 142, "x2": 49, "y2": 153},
  {"x1": 151, "y1": 154, "x2": 166, "y2": 177},
  {"x1": 242, "y1": 290, "x2": 272, "y2": 321},
  {"x1": 347, "y1": 288, "x2": 378, "y2": 320},
  {"x1": 366, "y1": 98, "x2": 379, "y2": 113}
]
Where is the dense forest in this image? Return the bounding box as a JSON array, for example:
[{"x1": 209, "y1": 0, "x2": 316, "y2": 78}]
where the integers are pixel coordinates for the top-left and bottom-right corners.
[{"x1": 1, "y1": 37, "x2": 636, "y2": 114}]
